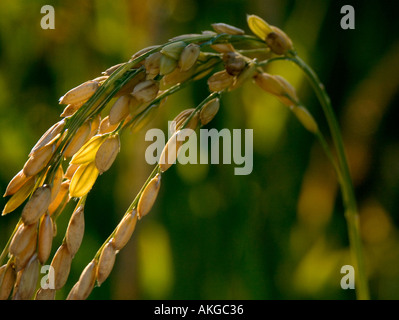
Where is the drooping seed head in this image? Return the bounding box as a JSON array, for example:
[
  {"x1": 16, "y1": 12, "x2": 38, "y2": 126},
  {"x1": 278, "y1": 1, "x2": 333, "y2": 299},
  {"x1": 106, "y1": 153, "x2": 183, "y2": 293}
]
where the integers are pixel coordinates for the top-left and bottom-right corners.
[
  {"x1": 207, "y1": 70, "x2": 235, "y2": 92},
  {"x1": 50, "y1": 243, "x2": 73, "y2": 290},
  {"x1": 113, "y1": 210, "x2": 138, "y2": 250},
  {"x1": 132, "y1": 80, "x2": 160, "y2": 103},
  {"x1": 38, "y1": 214, "x2": 53, "y2": 264},
  {"x1": 137, "y1": 174, "x2": 161, "y2": 219},
  {"x1": 21, "y1": 184, "x2": 52, "y2": 225},
  {"x1": 109, "y1": 95, "x2": 131, "y2": 125},
  {"x1": 200, "y1": 98, "x2": 220, "y2": 126},
  {"x1": 97, "y1": 240, "x2": 116, "y2": 286},
  {"x1": 95, "y1": 134, "x2": 120, "y2": 174},
  {"x1": 65, "y1": 205, "x2": 85, "y2": 257},
  {"x1": 59, "y1": 80, "x2": 100, "y2": 106},
  {"x1": 179, "y1": 43, "x2": 200, "y2": 72},
  {"x1": 211, "y1": 22, "x2": 245, "y2": 35}
]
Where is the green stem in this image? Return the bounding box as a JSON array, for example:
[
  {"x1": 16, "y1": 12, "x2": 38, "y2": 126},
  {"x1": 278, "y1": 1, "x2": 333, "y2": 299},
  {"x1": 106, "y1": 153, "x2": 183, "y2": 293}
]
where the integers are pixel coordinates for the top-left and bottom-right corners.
[{"x1": 288, "y1": 53, "x2": 369, "y2": 300}]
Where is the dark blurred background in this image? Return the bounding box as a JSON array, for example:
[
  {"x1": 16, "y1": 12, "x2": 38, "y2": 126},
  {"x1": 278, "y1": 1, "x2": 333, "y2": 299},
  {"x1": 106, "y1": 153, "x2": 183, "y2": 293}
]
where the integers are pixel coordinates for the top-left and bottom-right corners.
[{"x1": 0, "y1": 0, "x2": 398, "y2": 300}]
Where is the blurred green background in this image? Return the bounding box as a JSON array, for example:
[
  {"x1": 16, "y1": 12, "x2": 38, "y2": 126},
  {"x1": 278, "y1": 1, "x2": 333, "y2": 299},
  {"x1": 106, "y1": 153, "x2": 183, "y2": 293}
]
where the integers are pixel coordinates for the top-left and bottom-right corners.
[{"x1": 0, "y1": 0, "x2": 399, "y2": 300}]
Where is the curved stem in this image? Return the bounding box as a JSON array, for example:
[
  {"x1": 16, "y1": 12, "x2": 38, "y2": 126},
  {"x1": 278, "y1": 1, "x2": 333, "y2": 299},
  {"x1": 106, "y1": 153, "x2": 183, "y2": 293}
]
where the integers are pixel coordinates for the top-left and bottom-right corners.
[{"x1": 288, "y1": 53, "x2": 369, "y2": 300}]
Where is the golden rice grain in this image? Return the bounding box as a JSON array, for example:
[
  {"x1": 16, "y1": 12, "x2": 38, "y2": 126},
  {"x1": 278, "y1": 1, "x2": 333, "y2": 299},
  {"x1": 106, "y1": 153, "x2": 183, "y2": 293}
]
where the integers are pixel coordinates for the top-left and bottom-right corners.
[
  {"x1": 95, "y1": 135, "x2": 120, "y2": 174},
  {"x1": 65, "y1": 205, "x2": 85, "y2": 257},
  {"x1": 50, "y1": 243, "x2": 72, "y2": 290},
  {"x1": 223, "y1": 52, "x2": 246, "y2": 76},
  {"x1": 109, "y1": 95, "x2": 131, "y2": 125},
  {"x1": 113, "y1": 210, "x2": 138, "y2": 250},
  {"x1": 89, "y1": 114, "x2": 101, "y2": 137},
  {"x1": 23, "y1": 143, "x2": 55, "y2": 177},
  {"x1": 12, "y1": 254, "x2": 39, "y2": 300},
  {"x1": 229, "y1": 62, "x2": 257, "y2": 91},
  {"x1": 210, "y1": 43, "x2": 235, "y2": 53},
  {"x1": 159, "y1": 131, "x2": 185, "y2": 173},
  {"x1": 145, "y1": 52, "x2": 162, "y2": 78},
  {"x1": 48, "y1": 180, "x2": 70, "y2": 215},
  {"x1": 59, "y1": 80, "x2": 100, "y2": 106},
  {"x1": 200, "y1": 98, "x2": 220, "y2": 125},
  {"x1": 137, "y1": 174, "x2": 161, "y2": 219},
  {"x1": 102, "y1": 63, "x2": 124, "y2": 76},
  {"x1": 170, "y1": 108, "x2": 196, "y2": 135},
  {"x1": 115, "y1": 71, "x2": 146, "y2": 98},
  {"x1": 160, "y1": 55, "x2": 178, "y2": 76},
  {"x1": 98, "y1": 116, "x2": 120, "y2": 135},
  {"x1": 3, "y1": 170, "x2": 32, "y2": 197},
  {"x1": 179, "y1": 43, "x2": 200, "y2": 72},
  {"x1": 67, "y1": 260, "x2": 97, "y2": 300},
  {"x1": 2, "y1": 174, "x2": 36, "y2": 216},
  {"x1": 9, "y1": 222, "x2": 37, "y2": 257},
  {"x1": 21, "y1": 184, "x2": 51, "y2": 225},
  {"x1": 266, "y1": 26, "x2": 293, "y2": 55},
  {"x1": 247, "y1": 14, "x2": 273, "y2": 41},
  {"x1": 211, "y1": 23, "x2": 244, "y2": 35},
  {"x1": 0, "y1": 263, "x2": 15, "y2": 300},
  {"x1": 132, "y1": 80, "x2": 159, "y2": 103},
  {"x1": 50, "y1": 165, "x2": 64, "y2": 202},
  {"x1": 63, "y1": 121, "x2": 91, "y2": 158},
  {"x1": 69, "y1": 162, "x2": 99, "y2": 198},
  {"x1": 71, "y1": 135, "x2": 106, "y2": 165},
  {"x1": 60, "y1": 102, "x2": 84, "y2": 118},
  {"x1": 30, "y1": 120, "x2": 65, "y2": 156},
  {"x1": 14, "y1": 234, "x2": 37, "y2": 271},
  {"x1": 161, "y1": 41, "x2": 186, "y2": 60},
  {"x1": 96, "y1": 240, "x2": 116, "y2": 286},
  {"x1": 34, "y1": 288, "x2": 56, "y2": 300},
  {"x1": 207, "y1": 70, "x2": 235, "y2": 92},
  {"x1": 38, "y1": 213, "x2": 53, "y2": 264}
]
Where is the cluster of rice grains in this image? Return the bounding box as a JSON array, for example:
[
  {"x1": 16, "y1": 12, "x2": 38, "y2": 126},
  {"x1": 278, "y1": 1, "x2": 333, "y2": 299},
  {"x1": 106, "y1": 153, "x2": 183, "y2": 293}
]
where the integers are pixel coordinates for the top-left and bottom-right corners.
[{"x1": 0, "y1": 15, "x2": 319, "y2": 299}]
